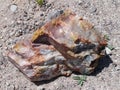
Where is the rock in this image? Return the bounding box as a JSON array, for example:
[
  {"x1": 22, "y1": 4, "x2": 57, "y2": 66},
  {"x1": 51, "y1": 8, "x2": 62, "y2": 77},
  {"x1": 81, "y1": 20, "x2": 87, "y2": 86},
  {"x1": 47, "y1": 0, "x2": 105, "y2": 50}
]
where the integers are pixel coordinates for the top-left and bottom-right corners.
[
  {"x1": 89, "y1": 6, "x2": 97, "y2": 13},
  {"x1": 37, "y1": 86, "x2": 45, "y2": 90},
  {"x1": 10, "y1": 4, "x2": 18, "y2": 12},
  {"x1": 0, "y1": 44, "x2": 2, "y2": 47},
  {"x1": 0, "y1": 61, "x2": 3, "y2": 65},
  {"x1": 0, "y1": 36, "x2": 3, "y2": 39},
  {"x1": 15, "y1": 30, "x2": 23, "y2": 37},
  {"x1": 40, "y1": 13, "x2": 44, "y2": 16},
  {"x1": 10, "y1": 31, "x2": 15, "y2": 36},
  {"x1": 0, "y1": 53, "x2": 4, "y2": 65},
  {"x1": 115, "y1": 65, "x2": 120, "y2": 71},
  {"x1": 78, "y1": 0, "x2": 84, "y2": 5},
  {"x1": 105, "y1": 47, "x2": 112, "y2": 55},
  {"x1": 84, "y1": 2, "x2": 90, "y2": 8},
  {"x1": 6, "y1": 82, "x2": 10, "y2": 86},
  {"x1": 48, "y1": 10, "x2": 64, "y2": 20},
  {"x1": 23, "y1": 11, "x2": 28, "y2": 17},
  {"x1": 4, "y1": 47, "x2": 8, "y2": 50}
]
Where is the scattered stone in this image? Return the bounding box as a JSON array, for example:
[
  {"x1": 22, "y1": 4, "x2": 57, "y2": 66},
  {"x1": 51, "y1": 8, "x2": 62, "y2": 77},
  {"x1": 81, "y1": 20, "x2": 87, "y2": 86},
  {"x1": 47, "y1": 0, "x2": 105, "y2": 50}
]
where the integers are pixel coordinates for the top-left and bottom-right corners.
[
  {"x1": 23, "y1": 11, "x2": 28, "y2": 17},
  {"x1": 78, "y1": 0, "x2": 84, "y2": 5},
  {"x1": 10, "y1": 31, "x2": 15, "y2": 36},
  {"x1": 59, "y1": 10, "x2": 64, "y2": 14},
  {"x1": 89, "y1": 6, "x2": 97, "y2": 13},
  {"x1": 15, "y1": 30, "x2": 23, "y2": 37},
  {"x1": 7, "y1": 41, "x2": 12, "y2": 45},
  {"x1": 37, "y1": 86, "x2": 45, "y2": 90},
  {"x1": 84, "y1": 2, "x2": 90, "y2": 8},
  {"x1": 6, "y1": 82, "x2": 10, "y2": 86},
  {"x1": 0, "y1": 36, "x2": 3, "y2": 39},
  {"x1": 40, "y1": 13, "x2": 44, "y2": 16},
  {"x1": 112, "y1": 63, "x2": 117, "y2": 67},
  {"x1": 0, "y1": 61, "x2": 3, "y2": 65},
  {"x1": 4, "y1": 46, "x2": 8, "y2": 50},
  {"x1": 14, "y1": 84, "x2": 19, "y2": 90},
  {"x1": 0, "y1": 44, "x2": 2, "y2": 47},
  {"x1": 0, "y1": 53, "x2": 4, "y2": 65},
  {"x1": 3, "y1": 25, "x2": 7, "y2": 28},
  {"x1": 46, "y1": 3, "x2": 51, "y2": 8},
  {"x1": 10, "y1": 4, "x2": 18, "y2": 12},
  {"x1": 105, "y1": 47, "x2": 112, "y2": 55},
  {"x1": 0, "y1": 75, "x2": 2, "y2": 78},
  {"x1": 48, "y1": 10, "x2": 64, "y2": 20},
  {"x1": 115, "y1": 65, "x2": 120, "y2": 71},
  {"x1": 102, "y1": 19, "x2": 111, "y2": 26}
]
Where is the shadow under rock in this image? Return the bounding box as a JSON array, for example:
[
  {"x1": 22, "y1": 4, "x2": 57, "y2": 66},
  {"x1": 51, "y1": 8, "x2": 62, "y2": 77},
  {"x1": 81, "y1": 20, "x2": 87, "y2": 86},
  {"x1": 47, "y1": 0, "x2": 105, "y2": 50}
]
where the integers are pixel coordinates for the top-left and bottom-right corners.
[
  {"x1": 33, "y1": 75, "x2": 64, "y2": 86},
  {"x1": 91, "y1": 55, "x2": 113, "y2": 76},
  {"x1": 34, "y1": 55, "x2": 113, "y2": 85}
]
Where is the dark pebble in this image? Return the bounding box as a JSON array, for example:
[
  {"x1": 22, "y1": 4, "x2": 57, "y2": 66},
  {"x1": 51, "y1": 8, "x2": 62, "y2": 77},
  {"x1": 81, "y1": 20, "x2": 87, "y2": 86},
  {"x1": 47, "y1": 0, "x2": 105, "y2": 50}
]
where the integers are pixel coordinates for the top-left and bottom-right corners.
[
  {"x1": 0, "y1": 44, "x2": 2, "y2": 47},
  {"x1": 40, "y1": 13, "x2": 44, "y2": 16},
  {"x1": 48, "y1": 10, "x2": 64, "y2": 20},
  {"x1": 0, "y1": 53, "x2": 4, "y2": 65}
]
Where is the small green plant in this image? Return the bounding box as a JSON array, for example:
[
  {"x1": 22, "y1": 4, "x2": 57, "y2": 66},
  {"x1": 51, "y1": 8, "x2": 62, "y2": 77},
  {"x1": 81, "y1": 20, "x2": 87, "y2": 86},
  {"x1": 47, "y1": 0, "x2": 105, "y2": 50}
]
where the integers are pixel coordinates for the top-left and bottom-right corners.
[
  {"x1": 107, "y1": 45, "x2": 114, "y2": 50},
  {"x1": 103, "y1": 35, "x2": 114, "y2": 50},
  {"x1": 104, "y1": 35, "x2": 110, "y2": 41},
  {"x1": 73, "y1": 75, "x2": 87, "y2": 86},
  {"x1": 36, "y1": 0, "x2": 44, "y2": 6}
]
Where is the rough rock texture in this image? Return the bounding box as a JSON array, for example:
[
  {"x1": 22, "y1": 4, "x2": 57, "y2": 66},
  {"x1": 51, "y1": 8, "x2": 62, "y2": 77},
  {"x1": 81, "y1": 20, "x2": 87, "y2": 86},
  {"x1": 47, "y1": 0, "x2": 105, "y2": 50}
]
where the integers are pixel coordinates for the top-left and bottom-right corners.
[
  {"x1": 0, "y1": 0, "x2": 120, "y2": 90},
  {"x1": 31, "y1": 10, "x2": 107, "y2": 74},
  {"x1": 7, "y1": 40, "x2": 71, "y2": 81}
]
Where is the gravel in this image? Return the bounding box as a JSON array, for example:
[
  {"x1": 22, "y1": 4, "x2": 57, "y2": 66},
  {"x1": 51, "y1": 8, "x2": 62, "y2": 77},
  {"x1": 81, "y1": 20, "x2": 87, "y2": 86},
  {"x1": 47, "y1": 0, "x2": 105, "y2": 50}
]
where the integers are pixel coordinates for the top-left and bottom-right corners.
[{"x1": 0, "y1": 0, "x2": 120, "y2": 90}]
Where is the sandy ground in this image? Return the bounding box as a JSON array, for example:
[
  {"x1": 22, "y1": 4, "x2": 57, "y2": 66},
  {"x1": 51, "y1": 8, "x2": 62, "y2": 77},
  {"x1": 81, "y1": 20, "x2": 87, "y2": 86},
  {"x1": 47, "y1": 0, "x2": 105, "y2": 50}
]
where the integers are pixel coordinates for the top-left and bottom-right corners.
[{"x1": 0, "y1": 0, "x2": 120, "y2": 90}]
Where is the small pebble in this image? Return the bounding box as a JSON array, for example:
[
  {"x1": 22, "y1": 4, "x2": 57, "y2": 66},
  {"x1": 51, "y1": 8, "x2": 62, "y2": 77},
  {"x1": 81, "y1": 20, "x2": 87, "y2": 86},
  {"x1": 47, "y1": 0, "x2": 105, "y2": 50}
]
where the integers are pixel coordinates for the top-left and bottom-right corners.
[
  {"x1": 4, "y1": 46, "x2": 8, "y2": 50},
  {"x1": 78, "y1": 0, "x2": 83, "y2": 5},
  {"x1": 3, "y1": 25, "x2": 7, "y2": 28},
  {"x1": 40, "y1": 13, "x2": 44, "y2": 16},
  {"x1": 0, "y1": 36, "x2": 3, "y2": 39},
  {"x1": 89, "y1": 6, "x2": 97, "y2": 13},
  {"x1": 0, "y1": 44, "x2": 2, "y2": 47},
  {"x1": 6, "y1": 82, "x2": 10, "y2": 86},
  {"x1": 115, "y1": 65, "x2": 120, "y2": 71},
  {"x1": 10, "y1": 31, "x2": 15, "y2": 36},
  {"x1": 37, "y1": 86, "x2": 45, "y2": 90},
  {"x1": 15, "y1": 30, "x2": 23, "y2": 37},
  {"x1": 0, "y1": 61, "x2": 3, "y2": 65},
  {"x1": 10, "y1": 4, "x2": 18, "y2": 12},
  {"x1": 0, "y1": 53, "x2": 4, "y2": 65},
  {"x1": 84, "y1": 2, "x2": 90, "y2": 8},
  {"x1": 105, "y1": 47, "x2": 112, "y2": 55},
  {"x1": 46, "y1": 3, "x2": 51, "y2": 8},
  {"x1": 48, "y1": 10, "x2": 64, "y2": 20}
]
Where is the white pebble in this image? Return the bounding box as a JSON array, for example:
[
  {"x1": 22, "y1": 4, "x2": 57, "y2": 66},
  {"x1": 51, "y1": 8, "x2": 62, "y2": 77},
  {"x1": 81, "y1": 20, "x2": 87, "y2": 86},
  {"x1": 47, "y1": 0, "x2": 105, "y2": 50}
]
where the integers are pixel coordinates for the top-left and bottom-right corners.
[
  {"x1": 105, "y1": 47, "x2": 112, "y2": 55},
  {"x1": 10, "y1": 4, "x2": 17, "y2": 12}
]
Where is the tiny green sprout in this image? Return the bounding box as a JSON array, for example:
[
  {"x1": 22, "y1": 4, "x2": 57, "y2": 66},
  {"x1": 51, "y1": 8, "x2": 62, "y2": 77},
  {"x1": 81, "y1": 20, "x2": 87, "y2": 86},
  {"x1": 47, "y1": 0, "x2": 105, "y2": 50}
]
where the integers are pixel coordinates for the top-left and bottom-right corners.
[
  {"x1": 36, "y1": 0, "x2": 44, "y2": 6},
  {"x1": 104, "y1": 35, "x2": 110, "y2": 41},
  {"x1": 107, "y1": 45, "x2": 115, "y2": 50},
  {"x1": 73, "y1": 75, "x2": 87, "y2": 86}
]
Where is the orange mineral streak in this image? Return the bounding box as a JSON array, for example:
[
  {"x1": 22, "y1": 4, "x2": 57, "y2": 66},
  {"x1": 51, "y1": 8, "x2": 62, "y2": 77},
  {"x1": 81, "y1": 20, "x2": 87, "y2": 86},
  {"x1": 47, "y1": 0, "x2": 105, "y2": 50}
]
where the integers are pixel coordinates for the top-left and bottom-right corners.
[
  {"x1": 32, "y1": 10, "x2": 106, "y2": 45},
  {"x1": 13, "y1": 41, "x2": 45, "y2": 65},
  {"x1": 31, "y1": 10, "x2": 107, "y2": 57}
]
